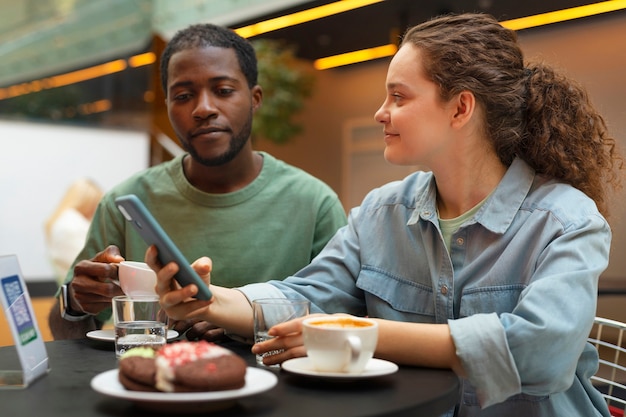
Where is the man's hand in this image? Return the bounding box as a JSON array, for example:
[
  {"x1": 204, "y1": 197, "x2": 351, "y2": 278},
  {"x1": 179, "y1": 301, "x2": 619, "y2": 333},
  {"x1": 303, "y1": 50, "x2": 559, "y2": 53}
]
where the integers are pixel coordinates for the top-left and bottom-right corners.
[
  {"x1": 70, "y1": 245, "x2": 125, "y2": 315},
  {"x1": 49, "y1": 245, "x2": 125, "y2": 340},
  {"x1": 171, "y1": 318, "x2": 227, "y2": 342}
]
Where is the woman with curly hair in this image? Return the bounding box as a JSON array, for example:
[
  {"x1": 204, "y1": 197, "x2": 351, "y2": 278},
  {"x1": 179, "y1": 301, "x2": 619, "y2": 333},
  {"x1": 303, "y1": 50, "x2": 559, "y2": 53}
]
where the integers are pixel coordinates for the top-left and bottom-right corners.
[{"x1": 150, "y1": 13, "x2": 623, "y2": 416}]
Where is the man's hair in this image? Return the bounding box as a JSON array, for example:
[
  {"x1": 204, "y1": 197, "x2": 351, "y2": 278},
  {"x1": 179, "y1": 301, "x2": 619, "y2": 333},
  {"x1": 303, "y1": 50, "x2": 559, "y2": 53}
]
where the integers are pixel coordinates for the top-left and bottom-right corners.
[{"x1": 160, "y1": 23, "x2": 258, "y2": 94}]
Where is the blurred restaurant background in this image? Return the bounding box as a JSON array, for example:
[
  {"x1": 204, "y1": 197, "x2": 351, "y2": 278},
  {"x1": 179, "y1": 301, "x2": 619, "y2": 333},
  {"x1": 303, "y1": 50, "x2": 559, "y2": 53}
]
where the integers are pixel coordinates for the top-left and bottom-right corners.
[{"x1": 0, "y1": 0, "x2": 624, "y2": 341}]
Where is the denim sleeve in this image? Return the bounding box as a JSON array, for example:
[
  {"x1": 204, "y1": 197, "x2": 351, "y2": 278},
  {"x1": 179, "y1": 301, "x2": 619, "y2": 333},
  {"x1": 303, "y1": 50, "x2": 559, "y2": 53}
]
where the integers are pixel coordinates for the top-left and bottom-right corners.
[
  {"x1": 237, "y1": 282, "x2": 286, "y2": 301},
  {"x1": 450, "y1": 212, "x2": 610, "y2": 408},
  {"x1": 449, "y1": 313, "x2": 521, "y2": 407},
  {"x1": 239, "y1": 209, "x2": 367, "y2": 316}
]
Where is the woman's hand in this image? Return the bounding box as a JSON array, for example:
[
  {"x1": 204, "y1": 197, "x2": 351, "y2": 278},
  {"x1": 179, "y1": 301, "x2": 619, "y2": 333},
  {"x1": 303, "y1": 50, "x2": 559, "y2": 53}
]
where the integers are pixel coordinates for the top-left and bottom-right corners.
[
  {"x1": 251, "y1": 316, "x2": 308, "y2": 366},
  {"x1": 146, "y1": 245, "x2": 213, "y2": 321},
  {"x1": 254, "y1": 313, "x2": 373, "y2": 366}
]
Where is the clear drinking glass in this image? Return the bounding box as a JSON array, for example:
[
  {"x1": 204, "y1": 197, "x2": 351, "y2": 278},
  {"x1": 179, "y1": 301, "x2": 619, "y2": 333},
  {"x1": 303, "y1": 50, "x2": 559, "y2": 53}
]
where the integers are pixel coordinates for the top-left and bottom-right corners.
[
  {"x1": 112, "y1": 295, "x2": 166, "y2": 358},
  {"x1": 252, "y1": 298, "x2": 310, "y2": 367}
]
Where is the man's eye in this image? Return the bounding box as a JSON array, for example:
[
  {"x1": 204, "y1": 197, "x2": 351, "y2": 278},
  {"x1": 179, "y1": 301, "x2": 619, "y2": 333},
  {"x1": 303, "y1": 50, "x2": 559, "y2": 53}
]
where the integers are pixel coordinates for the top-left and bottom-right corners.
[
  {"x1": 173, "y1": 93, "x2": 191, "y2": 101},
  {"x1": 217, "y1": 88, "x2": 234, "y2": 96}
]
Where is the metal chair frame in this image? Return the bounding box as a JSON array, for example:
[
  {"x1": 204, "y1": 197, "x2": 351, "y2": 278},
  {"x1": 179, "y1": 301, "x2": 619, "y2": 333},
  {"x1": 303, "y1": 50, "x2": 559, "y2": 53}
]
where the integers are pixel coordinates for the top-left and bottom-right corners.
[{"x1": 589, "y1": 317, "x2": 626, "y2": 417}]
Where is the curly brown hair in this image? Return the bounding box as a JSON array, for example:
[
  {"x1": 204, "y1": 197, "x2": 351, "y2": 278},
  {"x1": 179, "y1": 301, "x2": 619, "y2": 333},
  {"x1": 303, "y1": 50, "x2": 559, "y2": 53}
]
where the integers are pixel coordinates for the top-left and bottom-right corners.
[{"x1": 402, "y1": 13, "x2": 623, "y2": 217}]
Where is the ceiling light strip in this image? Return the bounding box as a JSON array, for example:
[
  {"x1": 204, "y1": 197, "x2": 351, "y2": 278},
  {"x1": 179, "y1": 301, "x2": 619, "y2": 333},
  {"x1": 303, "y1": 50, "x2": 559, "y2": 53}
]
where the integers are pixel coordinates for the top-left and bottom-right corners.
[
  {"x1": 500, "y1": 0, "x2": 626, "y2": 30},
  {"x1": 314, "y1": 44, "x2": 397, "y2": 70},
  {"x1": 0, "y1": 53, "x2": 151, "y2": 100},
  {"x1": 128, "y1": 52, "x2": 156, "y2": 68},
  {"x1": 48, "y1": 60, "x2": 127, "y2": 88},
  {"x1": 234, "y1": 0, "x2": 383, "y2": 38},
  {"x1": 2, "y1": 0, "x2": 625, "y2": 99},
  {"x1": 315, "y1": 0, "x2": 626, "y2": 70}
]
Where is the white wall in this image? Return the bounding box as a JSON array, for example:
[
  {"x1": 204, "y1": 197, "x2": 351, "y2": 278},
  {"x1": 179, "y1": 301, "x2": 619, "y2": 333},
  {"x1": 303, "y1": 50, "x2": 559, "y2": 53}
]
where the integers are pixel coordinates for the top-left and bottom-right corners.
[{"x1": 0, "y1": 120, "x2": 149, "y2": 281}]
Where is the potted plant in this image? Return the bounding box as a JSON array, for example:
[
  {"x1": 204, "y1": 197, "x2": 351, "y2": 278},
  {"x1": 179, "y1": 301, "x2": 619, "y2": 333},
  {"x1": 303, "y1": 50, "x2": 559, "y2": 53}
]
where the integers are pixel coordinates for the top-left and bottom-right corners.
[{"x1": 251, "y1": 39, "x2": 315, "y2": 144}]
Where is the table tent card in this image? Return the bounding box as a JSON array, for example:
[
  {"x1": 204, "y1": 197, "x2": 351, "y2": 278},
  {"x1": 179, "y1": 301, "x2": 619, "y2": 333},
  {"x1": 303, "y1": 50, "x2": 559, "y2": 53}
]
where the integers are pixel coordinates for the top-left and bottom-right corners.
[{"x1": 0, "y1": 255, "x2": 49, "y2": 388}]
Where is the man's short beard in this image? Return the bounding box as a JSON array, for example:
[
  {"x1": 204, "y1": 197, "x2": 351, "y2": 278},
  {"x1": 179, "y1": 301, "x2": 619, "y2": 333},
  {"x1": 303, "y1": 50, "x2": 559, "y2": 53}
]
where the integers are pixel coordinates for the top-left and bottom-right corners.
[{"x1": 184, "y1": 114, "x2": 253, "y2": 167}]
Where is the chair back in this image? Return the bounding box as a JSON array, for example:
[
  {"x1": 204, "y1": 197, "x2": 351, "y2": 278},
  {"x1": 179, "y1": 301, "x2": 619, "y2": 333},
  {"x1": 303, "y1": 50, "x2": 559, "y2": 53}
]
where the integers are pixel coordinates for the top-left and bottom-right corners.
[{"x1": 589, "y1": 317, "x2": 626, "y2": 417}]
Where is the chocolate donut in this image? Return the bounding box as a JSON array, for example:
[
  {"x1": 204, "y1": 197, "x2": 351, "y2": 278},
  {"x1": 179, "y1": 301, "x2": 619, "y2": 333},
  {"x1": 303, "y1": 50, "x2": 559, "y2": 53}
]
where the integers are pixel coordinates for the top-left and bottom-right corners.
[
  {"x1": 156, "y1": 341, "x2": 247, "y2": 392},
  {"x1": 169, "y1": 356, "x2": 247, "y2": 392},
  {"x1": 117, "y1": 341, "x2": 247, "y2": 393},
  {"x1": 118, "y1": 356, "x2": 159, "y2": 392}
]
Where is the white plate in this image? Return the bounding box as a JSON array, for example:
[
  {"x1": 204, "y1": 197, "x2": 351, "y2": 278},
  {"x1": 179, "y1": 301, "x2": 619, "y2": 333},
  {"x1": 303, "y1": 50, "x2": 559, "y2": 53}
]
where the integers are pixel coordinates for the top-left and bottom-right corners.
[
  {"x1": 91, "y1": 367, "x2": 277, "y2": 412},
  {"x1": 281, "y1": 357, "x2": 398, "y2": 379},
  {"x1": 86, "y1": 329, "x2": 179, "y2": 342}
]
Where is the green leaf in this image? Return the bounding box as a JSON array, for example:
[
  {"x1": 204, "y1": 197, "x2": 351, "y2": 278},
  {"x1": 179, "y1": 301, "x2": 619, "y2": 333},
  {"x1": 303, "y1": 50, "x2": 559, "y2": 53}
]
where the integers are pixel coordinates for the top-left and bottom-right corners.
[{"x1": 252, "y1": 39, "x2": 315, "y2": 144}]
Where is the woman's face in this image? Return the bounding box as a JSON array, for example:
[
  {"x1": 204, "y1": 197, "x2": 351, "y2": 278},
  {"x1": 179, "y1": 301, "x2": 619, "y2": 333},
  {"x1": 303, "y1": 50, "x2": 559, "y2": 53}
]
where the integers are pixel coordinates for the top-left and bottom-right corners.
[{"x1": 375, "y1": 44, "x2": 458, "y2": 168}]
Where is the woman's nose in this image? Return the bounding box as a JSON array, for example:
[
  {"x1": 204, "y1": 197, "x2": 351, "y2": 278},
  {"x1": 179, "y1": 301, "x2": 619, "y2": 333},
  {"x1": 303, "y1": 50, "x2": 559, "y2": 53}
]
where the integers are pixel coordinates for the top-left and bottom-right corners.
[{"x1": 374, "y1": 102, "x2": 388, "y2": 124}]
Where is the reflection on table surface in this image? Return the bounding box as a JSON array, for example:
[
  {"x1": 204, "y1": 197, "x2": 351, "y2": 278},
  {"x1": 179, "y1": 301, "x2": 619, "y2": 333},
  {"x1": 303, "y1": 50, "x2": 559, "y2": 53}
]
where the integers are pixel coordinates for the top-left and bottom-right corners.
[{"x1": 0, "y1": 337, "x2": 460, "y2": 417}]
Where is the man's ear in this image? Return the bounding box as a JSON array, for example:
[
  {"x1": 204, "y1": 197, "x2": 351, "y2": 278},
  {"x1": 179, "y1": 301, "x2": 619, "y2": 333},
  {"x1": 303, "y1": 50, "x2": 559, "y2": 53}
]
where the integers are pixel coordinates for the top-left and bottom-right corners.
[
  {"x1": 451, "y1": 90, "x2": 475, "y2": 128},
  {"x1": 251, "y1": 85, "x2": 263, "y2": 112}
]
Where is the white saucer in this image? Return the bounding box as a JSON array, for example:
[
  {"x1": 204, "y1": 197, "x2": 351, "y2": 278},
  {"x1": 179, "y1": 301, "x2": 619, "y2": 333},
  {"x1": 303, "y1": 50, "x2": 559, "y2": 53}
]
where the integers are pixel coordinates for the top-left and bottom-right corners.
[
  {"x1": 86, "y1": 329, "x2": 179, "y2": 342},
  {"x1": 281, "y1": 357, "x2": 398, "y2": 379},
  {"x1": 91, "y1": 367, "x2": 277, "y2": 412}
]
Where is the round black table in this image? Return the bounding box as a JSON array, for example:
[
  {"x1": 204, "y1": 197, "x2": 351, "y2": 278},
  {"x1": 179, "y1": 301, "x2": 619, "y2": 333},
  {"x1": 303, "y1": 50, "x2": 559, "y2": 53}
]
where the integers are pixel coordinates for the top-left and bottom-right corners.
[{"x1": 0, "y1": 338, "x2": 460, "y2": 417}]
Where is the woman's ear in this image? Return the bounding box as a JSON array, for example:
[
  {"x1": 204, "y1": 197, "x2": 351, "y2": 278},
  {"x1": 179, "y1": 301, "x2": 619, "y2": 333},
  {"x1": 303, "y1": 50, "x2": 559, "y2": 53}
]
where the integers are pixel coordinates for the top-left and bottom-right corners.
[{"x1": 451, "y1": 90, "x2": 476, "y2": 128}]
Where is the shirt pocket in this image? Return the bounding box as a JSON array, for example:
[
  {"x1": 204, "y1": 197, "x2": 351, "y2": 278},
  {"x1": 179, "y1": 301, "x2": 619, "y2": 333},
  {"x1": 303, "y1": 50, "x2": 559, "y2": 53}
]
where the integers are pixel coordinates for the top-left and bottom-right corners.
[
  {"x1": 459, "y1": 284, "x2": 526, "y2": 318},
  {"x1": 356, "y1": 266, "x2": 436, "y2": 319}
]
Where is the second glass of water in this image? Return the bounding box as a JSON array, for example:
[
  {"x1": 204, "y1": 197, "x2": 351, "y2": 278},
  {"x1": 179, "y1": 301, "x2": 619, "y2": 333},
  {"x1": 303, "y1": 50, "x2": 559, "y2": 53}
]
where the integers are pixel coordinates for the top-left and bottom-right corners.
[
  {"x1": 112, "y1": 295, "x2": 167, "y2": 358},
  {"x1": 252, "y1": 298, "x2": 310, "y2": 367}
]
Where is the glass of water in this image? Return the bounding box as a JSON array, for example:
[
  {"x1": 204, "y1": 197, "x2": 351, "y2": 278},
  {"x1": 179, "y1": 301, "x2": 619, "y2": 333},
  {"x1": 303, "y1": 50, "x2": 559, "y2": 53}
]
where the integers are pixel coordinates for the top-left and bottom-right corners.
[
  {"x1": 252, "y1": 298, "x2": 310, "y2": 368},
  {"x1": 112, "y1": 295, "x2": 167, "y2": 358}
]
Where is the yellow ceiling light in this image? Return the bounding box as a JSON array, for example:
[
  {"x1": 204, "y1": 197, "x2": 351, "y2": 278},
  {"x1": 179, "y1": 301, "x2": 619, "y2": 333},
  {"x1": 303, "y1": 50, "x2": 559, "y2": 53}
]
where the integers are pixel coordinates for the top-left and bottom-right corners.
[
  {"x1": 314, "y1": 0, "x2": 626, "y2": 70},
  {"x1": 0, "y1": 52, "x2": 153, "y2": 100},
  {"x1": 48, "y1": 60, "x2": 127, "y2": 88},
  {"x1": 314, "y1": 43, "x2": 397, "y2": 70},
  {"x1": 78, "y1": 99, "x2": 112, "y2": 115},
  {"x1": 0, "y1": 60, "x2": 127, "y2": 100},
  {"x1": 128, "y1": 52, "x2": 156, "y2": 68},
  {"x1": 1, "y1": 0, "x2": 624, "y2": 98},
  {"x1": 234, "y1": 0, "x2": 383, "y2": 38},
  {"x1": 500, "y1": 0, "x2": 626, "y2": 30}
]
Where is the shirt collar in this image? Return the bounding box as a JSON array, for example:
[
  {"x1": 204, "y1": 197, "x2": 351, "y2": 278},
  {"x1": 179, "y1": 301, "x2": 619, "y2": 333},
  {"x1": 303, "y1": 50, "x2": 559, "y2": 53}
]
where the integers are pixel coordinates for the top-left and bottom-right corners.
[{"x1": 409, "y1": 157, "x2": 535, "y2": 234}]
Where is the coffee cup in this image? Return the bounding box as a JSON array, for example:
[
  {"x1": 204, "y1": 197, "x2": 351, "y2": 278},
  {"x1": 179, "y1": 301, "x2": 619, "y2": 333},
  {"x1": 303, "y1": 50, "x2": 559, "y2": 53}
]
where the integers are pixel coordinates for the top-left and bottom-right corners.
[
  {"x1": 302, "y1": 316, "x2": 378, "y2": 374},
  {"x1": 118, "y1": 261, "x2": 157, "y2": 296}
]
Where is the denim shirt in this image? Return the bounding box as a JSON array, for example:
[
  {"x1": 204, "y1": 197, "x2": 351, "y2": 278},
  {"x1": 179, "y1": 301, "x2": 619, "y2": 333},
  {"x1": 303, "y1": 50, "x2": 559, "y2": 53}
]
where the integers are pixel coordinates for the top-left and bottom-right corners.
[{"x1": 239, "y1": 158, "x2": 611, "y2": 417}]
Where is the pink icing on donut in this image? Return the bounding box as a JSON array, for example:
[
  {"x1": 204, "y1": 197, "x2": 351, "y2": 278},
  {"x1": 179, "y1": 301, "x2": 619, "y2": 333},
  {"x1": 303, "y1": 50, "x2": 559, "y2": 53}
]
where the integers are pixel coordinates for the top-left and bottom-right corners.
[{"x1": 157, "y1": 340, "x2": 231, "y2": 367}]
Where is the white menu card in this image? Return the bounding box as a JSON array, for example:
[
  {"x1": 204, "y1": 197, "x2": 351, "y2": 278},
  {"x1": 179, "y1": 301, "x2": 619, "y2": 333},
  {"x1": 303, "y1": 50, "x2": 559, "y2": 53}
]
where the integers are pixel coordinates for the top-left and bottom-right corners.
[{"x1": 0, "y1": 255, "x2": 49, "y2": 388}]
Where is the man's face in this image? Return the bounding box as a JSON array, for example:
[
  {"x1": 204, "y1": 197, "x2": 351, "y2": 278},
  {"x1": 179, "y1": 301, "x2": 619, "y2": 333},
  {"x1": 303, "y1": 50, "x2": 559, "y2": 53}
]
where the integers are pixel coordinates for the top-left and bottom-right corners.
[{"x1": 166, "y1": 46, "x2": 261, "y2": 166}]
